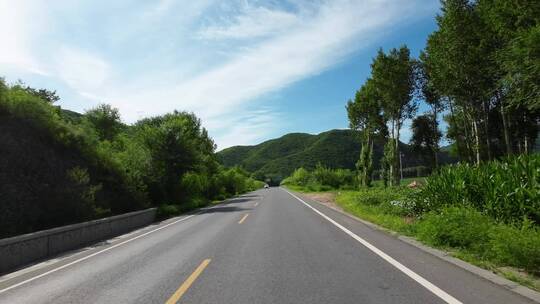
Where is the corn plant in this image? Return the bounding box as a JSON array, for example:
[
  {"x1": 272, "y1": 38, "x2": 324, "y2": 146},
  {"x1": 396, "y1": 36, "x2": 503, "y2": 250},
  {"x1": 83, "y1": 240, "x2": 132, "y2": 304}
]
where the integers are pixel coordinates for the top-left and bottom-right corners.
[{"x1": 413, "y1": 154, "x2": 539, "y2": 225}]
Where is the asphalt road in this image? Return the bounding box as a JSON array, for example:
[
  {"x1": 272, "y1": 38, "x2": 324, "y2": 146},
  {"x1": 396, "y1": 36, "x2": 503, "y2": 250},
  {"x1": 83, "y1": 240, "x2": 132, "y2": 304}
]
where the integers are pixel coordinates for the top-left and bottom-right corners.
[{"x1": 0, "y1": 187, "x2": 535, "y2": 304}]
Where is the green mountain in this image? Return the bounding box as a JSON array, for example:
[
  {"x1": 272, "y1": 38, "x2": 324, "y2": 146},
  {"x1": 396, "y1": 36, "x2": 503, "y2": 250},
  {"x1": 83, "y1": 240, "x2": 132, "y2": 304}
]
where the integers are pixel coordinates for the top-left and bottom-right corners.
[
  {"x1": 217, "y1": 129, "x2": 456, "y2": 183},
  {"x1": 59, "y1": 108, "x2": 84, "y2": 123}
]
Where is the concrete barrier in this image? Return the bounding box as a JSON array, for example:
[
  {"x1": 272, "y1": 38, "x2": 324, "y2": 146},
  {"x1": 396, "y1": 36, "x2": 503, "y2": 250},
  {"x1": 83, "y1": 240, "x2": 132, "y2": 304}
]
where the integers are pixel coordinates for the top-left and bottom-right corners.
[{"x1": 0, "y1": 208, "x2": 156, "y2": 274}]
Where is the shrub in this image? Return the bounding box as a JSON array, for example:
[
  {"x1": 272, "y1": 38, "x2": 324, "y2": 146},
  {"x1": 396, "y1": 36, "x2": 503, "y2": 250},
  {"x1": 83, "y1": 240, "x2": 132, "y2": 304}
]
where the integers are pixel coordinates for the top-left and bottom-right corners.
[
  {"x1": 108, "y1": 134, "x2": 151, "y2": 202},
  {"x1": 286, "y1": 167, "x2": 311, "y2": 186},
  {"x1": 157, "y1": 204, "x2": 181, "y2": 218},
  {"x1": 66, "y1": 166, "x2": 103, "y2": 212},
  {"x1": 213, "y1": 166, "x2": 263, "y2": 198},
  {"x1": 416, "y1": 207, "x2": 492, "y2": 250},
  {"x1": 180, "y1": 172, "x2": 208, "y2": 198},
  {"x1": 487, "y1": 221, "x2": 540, "y2": 272},
  {"x1": 282, "y1": 165, "x2": 355, "y2": 190}
]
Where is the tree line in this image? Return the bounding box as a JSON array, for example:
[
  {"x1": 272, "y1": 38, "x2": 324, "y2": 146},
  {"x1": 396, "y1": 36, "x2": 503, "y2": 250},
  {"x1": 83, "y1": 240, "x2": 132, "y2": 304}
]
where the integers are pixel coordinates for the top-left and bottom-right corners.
[
  {"x1": 0, "y1": 79, "x2": 262, "y2": 237},
  {"x1": 347, "y1": 0, "x2": 539, "y2": 187}
]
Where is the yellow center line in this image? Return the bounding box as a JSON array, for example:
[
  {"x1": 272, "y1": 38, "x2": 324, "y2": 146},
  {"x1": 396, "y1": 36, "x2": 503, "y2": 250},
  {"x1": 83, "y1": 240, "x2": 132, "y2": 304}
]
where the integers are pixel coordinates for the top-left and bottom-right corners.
[
  {"x1": 165, "y1": 259, "x2": 211, "y2": 304},
  {"x1": 238, "y1": 213, "x2": 249, "y2": 224},
  {"x1": 254, "y1": 202, "x2": 259, "y2": 207}
]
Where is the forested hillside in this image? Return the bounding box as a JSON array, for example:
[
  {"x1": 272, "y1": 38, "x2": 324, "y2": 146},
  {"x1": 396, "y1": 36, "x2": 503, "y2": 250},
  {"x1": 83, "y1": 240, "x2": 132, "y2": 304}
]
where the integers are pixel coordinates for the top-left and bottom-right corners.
[
  {"x1": 0, "y1": 80, "x2": 262, "y2": 238},
  {"x1": 218, "y1": 129, "x2": 456, "y2": 182}
]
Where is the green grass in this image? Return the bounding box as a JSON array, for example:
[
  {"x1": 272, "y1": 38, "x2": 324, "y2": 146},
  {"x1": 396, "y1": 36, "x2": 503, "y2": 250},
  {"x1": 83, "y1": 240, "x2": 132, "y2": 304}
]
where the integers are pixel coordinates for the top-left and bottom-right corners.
[
  {"x1": 335, "y1": 189, "x2": 415, "y2": 234},
  {"x1": 452, "y1": 251, "x2": 540, "y2": 291},
  {"x1": 285, "y1": 184, "x2": 334, "y2": 193},
  {"x1": 498, "y1": 268, "x2": 540, "y2": 291}
]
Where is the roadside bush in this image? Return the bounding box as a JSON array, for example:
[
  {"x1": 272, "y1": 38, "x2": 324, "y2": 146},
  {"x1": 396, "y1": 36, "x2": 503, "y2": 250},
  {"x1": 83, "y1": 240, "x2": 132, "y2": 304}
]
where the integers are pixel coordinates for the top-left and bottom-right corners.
[
  {"x1": 352, "y1": 187, "x2": 413, "y2": 207},
  {"x1": 246, "y1": 178, "x2": 265, "y2": 191},
  {"x1": 65, "y1": 166, "x2": 104, "y2": 215},
  {"x1": 182, "y1": 197, "x2": 208, "y2": 210},
  {"x1": 487, "y1": 221, "x2": 540, "y2": 272},
  {"x1": 281, "y1": 165, "x2": 355, "y2": 190},
  {"x1": 416, "y1": 207, "x2": 492, "y2": 250},
  {"x1": 379, "y1": 199, "x2": 417, "y2": 217},
  {"x1": 312, "y1": 164, "x2": 355, "y2": 188},
  {"x1": 181, "y1": 172, "x2": 208, "y2": 196},
  {"x1": 220, "y1": 167, "x2": 248, "y2": 195},
  {"x1": 283, "y1": 167, "x2": 311, "y2": 186},
  {"x1": 157, "y1": 204, "x2": 181, "y2": 218},
  {"x1": 107, "y1": 134, "x2": 152, "y2": 202},
  {"x1": 416, "y1": 207, "x2": 540, "y2": 272},
  {"x1": 359, "y1": 188, "x2": 398, "y2": 205}
]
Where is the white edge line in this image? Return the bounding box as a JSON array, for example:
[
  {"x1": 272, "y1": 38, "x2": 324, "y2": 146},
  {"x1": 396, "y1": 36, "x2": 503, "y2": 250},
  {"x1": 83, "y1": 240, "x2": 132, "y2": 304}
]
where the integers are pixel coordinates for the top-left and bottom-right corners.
[
  {"x1": 0, "y1": 210, "x2": 205, "y2": 294},
  {"x1": 282, "y1": 188, "x2": 463, "y2": 304}
]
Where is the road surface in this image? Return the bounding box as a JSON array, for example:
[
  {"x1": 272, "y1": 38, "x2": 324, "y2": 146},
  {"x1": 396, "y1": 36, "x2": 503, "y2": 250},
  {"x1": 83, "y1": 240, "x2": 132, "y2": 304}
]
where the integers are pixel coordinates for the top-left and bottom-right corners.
[{"x1": 0, "y1": 187, "x2": 535, "y2": 303}]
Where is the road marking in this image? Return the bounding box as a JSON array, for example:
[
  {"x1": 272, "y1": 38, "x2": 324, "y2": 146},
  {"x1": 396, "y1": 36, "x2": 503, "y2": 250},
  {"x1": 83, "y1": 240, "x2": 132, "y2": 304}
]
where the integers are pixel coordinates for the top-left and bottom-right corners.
[
  {"x1": 238, "y1": 213, "x2": 249, "y2": 224},
  {"x1": 254, "y1": 202, "x2": 259, "y2": 207},
  {"x1": 0, "y1": 208, "x2": 213, "y2": 295},
  {"x1": 283, "y1": 188, "x2": 463, "y2": 304},
  {"x1": 165, "y1": 259, "x2": 211, "y2": 304}
]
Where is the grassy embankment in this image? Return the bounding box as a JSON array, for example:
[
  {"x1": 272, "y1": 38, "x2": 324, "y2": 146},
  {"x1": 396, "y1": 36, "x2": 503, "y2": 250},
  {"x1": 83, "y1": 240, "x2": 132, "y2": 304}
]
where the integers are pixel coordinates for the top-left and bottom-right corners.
[{"x1": 283, "y1": 156, "x2": 540, "y2": 291}]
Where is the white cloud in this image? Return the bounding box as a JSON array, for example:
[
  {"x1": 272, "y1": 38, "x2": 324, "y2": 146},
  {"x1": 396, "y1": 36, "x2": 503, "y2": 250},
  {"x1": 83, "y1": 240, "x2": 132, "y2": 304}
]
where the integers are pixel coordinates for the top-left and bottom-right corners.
[
  {"x1": 0, "y1": 0, "x2": 437, "y2": 149},
  {"x1": 0, "y1": 0, "x2": 48, "y2": 75},
  {"x1": 55, "y1": 47, "x2": 110, "y2": 94},
  {"x1": 211, "y1": 107, "x2": 282, "y2": 149},
  {"x1": 149, "y1": 0, "x2": 176, "y2": 16},
  {"x1": 113, "y1": 1, "x2": 431, "y2": 121},
  {"x1": 198, "y1": 6, "x2": 300, "y2": 40}
]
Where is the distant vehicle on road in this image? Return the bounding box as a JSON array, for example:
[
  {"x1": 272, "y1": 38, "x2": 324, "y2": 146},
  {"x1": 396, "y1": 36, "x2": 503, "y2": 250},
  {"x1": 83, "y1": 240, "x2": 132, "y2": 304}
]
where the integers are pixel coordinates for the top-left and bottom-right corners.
[{"x1": 264, "y1": 184, "x2": 269, "y2": 188}]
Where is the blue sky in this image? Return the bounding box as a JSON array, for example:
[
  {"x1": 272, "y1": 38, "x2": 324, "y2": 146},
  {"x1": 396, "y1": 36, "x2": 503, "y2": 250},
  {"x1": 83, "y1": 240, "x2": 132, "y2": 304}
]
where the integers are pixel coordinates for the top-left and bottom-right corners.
[{"x1": 0, "y1": 0, "x2": 440, "y2": 150}]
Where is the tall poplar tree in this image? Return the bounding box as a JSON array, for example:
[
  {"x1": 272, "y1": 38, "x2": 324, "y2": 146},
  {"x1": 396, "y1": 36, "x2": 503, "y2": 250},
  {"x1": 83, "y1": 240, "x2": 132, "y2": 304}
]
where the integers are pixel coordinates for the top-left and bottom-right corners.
[
  {"x1": 371, "y1": 46, "x2": 416, "y2": 186},
  {"x1": 347, "y1": 79, "x2": 385, "y2": 187},
  {"x1": 424, "y1": 0, "x2": 499, "y2": 163}
]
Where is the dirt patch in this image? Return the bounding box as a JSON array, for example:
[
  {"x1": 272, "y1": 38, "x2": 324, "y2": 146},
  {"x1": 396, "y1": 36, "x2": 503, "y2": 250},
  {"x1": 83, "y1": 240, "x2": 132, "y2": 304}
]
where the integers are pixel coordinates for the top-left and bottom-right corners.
[
  {"x1": 403, "y1": 216, "x2": 415, "y2": 225},
  {"x1": 303, "y1": 192, "x2": 343, "y2": 212}
]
